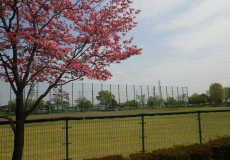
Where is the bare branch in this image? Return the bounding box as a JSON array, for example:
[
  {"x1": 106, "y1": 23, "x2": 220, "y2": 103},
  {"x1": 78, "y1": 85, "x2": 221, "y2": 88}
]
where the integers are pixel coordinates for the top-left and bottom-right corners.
[{"x1": 0, "y1": 116, "x2": 16, "y2": 133}]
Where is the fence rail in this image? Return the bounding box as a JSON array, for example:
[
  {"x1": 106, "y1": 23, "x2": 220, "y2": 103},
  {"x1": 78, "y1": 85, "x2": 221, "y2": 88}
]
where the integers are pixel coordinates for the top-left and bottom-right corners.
[{"x1": 1, "y1": 109, "x2": 230, "y2": 160}]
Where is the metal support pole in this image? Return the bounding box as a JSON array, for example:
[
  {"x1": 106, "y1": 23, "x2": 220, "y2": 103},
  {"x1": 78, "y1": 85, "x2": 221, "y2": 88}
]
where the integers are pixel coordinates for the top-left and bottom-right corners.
[
  {"x1": 133, "y1": 85, "x2": 136, "y2": 110},
  {"x1": 186, "y1": 87, "x2": 189, "y2": 107},
  {"x1": 147, "y1": 85, "x2": 150, "y2": 109},
  {"x1": 197, "y1": 113, "x2": 202, "y2": 143},
  {"x1": 82, "y1": 83, "x2": 84, "y2": 112},
  {"x1": 36, "y1": 83, "x2": 38, "y2": 114},
  {"x1": 141, "y1": 85, "x2": 143, "y2": 109},
  {"x1": 9, "y1": 86, "x2": 11, "y2": 116},
  {"x1": 160, "y1": 86, "x2": 162, "y2": 108},
  {"x1": 154, "y1": 86, "x2": 156, "y2": 109},
  {"x1": 126, "y1": 84, "x2": 128, "y2": 110},
  {"x1": 177, "y1": 87, "x2": 179, "y2": 108},
  {"x1": 172, "y1": 86, "x2": 174, "y2": 108},
  {"x1": 49, "y1": 85, "x2": 51, "y2": 114},
  {"x1": 92, "y1": 83, "x2": 94, "y2": 112},
  {"x1": 63, "y1": 119, "x2": 71, "y2": 160},
  {"x1": 118, "y1": 84, "x2": 120, "y2": 111},
  {"x1": 72, "y1": 83, "x2": 73, "y2": 113},
  {"x1": 110, "y1": 84, "x2": 112, "y2": 111},
  {"x1": 166, "y1": 86, "x2": 168, "y2": 108},
  {"x1": 61, "y1": 84, "x2": 63, "y2": 113},
  {"x1": 182, "y1": 87, "x2": 185, "y2": 107},
  {"x1": 139, "y1": 115, "x2": 146, "y2": 153}
]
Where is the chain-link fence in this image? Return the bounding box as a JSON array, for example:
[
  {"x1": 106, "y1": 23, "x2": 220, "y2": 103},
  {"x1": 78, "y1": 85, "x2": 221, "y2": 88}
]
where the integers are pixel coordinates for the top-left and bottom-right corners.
[
  {"x1": 1, "y1": 110, "x2": 230, "y2": 160},
  {"x1": 0, "y1": 82, "x2": 189, "y2": 116}
]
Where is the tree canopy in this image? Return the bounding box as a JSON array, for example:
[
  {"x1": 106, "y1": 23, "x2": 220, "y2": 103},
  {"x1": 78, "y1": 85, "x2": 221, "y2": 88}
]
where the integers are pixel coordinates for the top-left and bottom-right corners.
[
  {"x1": 96, "y1": 90, "x2": 116, "y2": 108},
  {"x1": 209, "y1": 83, "x2": 224, "y2": 103},
  {"x1": 0, "y1": 1, "x2": 142, "y2": 159}
]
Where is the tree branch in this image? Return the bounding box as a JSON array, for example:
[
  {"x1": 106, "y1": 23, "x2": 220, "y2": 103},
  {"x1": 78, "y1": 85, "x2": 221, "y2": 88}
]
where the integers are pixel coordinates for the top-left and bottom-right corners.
[{"x1": 0, "y1": 116, "x2": 16, "y2": 133}]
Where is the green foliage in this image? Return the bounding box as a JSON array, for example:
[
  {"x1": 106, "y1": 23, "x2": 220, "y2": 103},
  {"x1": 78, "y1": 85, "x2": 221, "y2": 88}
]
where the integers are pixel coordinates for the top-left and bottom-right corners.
[
  {"x1": 188, "y1": 93, "x2": 202, "y2": 106},
  {"x1": 96, "y1": 90, "x2": 116, "y2": 108},
  {"x1": 44, "y1": 100, "x2": 56, "y2": 110},
  {"x1": 164, "y1": 97, "x2": 178, "y2": 106},
  {"x1": 8, "y1": 100, "x2": 16, "y2": 110},
  {"x1": 223, "y1": 87, "x2": 230, "y2": 102},
  {"x1": 137, "y1": 94, "x2": 146, "y2": 105},
  {"x1": 121, "y1": 100, "x2": 139, "y2": 108},
  {"x1": 75, "y1": 97, "x2": 92, "y2": 109},
  {"x1": 209, "y1": 83, "x2": 224, "y2": 103}
]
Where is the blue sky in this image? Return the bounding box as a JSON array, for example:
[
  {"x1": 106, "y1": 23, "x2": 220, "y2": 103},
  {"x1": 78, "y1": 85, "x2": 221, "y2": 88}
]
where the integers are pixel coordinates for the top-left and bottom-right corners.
[
  {"x1": 1, "y1": 0, "x2": 230, "y2": 105},
  {"x1": 86, "y1": 0, "x2": 230, "y2": 93}
]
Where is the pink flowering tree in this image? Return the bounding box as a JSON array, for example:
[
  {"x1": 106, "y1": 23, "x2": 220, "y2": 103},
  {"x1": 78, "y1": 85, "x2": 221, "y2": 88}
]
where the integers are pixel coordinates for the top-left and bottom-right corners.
[{"x1": 0, "y1": 0, "x2": 142, "y2": 159}]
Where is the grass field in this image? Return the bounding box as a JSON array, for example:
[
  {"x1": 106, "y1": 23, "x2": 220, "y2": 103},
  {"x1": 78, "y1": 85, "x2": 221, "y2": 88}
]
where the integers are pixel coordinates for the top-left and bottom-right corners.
[{"x1": 1, "y1": 107, "x2": 230, "y2": 160}]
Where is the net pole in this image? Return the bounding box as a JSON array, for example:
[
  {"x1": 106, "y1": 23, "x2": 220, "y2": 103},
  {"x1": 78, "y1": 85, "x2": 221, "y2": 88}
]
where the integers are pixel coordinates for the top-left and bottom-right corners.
[
  {"x1": 82, "y1": 83, "x2": 84, "y2": 112},
  {"x1": 118, "y1": 84, "x2": 120, "y2": 111},
  {"x1": 154, "y1": 86, "x2": 156, "y2": 109},
  {"x1": 177, "y1": 86, "x2": 179, "y2": 108},
  {"x1": 133, "y1": 85, "x2": 136, "y2": 110},
  {"x1": 92, "y1": 83, "x2": 94, "y2": 112},
  {"x1": 172, "y1": 86, "x2": 174, "y2": 108},
  {"x1": 186, "y1": 87, "x2": 189, "y2": 107},
  {"x1": 110, "y1": 84, "x2": 112, "y2": 111},
  {"x1": 166, "y1": 86, "x2": 168, "y2": 108},
  {"x1": 126, "y1": 84, "x2": 128, "y2": 110},
  {"x1": 61, "y1": 83, "x2": 63, "y2": 113},
  {"x1": 147, "y1": 85, "x2": 150, "y2": 109},
  {"x1": 72, "y1": 83, "x2": 73, "y2": 113},
  {"x1": 141, "y1": 85, "x2": 144, "y2": 109},
  {"x1": 9, "y1": 86, "x2": 11, "y2": 116},
  {"x1": 182, "y1": 87, "x2": 185, "y2": 107},
  {"x1": 49, "y1": 84, "x2": 51, "y2": 114}
]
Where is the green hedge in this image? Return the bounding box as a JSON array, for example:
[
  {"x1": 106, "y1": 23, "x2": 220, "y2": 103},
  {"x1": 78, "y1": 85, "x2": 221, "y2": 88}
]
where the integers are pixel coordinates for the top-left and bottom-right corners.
[{"x1": 85, "y1": 135, "x2": 230, "y2": 160}]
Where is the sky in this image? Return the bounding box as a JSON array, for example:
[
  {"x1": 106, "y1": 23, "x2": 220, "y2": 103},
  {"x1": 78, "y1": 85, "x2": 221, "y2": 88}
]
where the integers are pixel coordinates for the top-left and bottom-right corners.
[
  {"x1": 1, "y1": 0, "x2": 230, "y2": 105},
  {"x1": 88, "y1": 0, "x2": 230, "y2": 94}
]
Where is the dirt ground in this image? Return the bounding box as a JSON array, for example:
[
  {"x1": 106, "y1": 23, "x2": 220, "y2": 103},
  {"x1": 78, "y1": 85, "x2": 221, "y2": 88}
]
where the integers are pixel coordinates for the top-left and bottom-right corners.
[{"x1": 7, "y1": 108, "x2": 176, "y2": 120}]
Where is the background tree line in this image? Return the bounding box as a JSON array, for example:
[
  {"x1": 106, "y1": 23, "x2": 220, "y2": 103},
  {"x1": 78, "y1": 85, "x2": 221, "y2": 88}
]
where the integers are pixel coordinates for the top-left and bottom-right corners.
[{"x1": 188, "y1": 83, "x2": 230, "y2": 106}]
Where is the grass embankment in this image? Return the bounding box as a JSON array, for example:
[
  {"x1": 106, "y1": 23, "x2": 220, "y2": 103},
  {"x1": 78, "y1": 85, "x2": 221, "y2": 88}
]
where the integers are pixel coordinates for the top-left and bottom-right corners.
[{"x1": 1, "y1": 107, "x2": 230, "y2": 160}]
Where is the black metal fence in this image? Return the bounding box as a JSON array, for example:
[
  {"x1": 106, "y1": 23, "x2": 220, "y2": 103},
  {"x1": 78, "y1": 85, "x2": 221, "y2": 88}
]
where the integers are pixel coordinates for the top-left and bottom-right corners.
[{"x1": 1, "y1": 110, "x2": 230, "y2": 160}]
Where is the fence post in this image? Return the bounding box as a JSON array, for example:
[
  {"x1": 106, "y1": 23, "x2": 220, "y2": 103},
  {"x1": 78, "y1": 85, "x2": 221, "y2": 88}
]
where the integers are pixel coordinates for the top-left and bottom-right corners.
[
  {"x1": 177, "y1": 87, "x2": 179, "y2": 108},
  {"x1": 182, "y1": 87, "x2": 185, "y2": 107},
  {"x1": 166, "y1": 86, "x2": 168, "y2": 108},
  {"x1": 139, "y1": 115, "x2": 146, "y2": 153},
  {"x1": 197, "y1": 112, "x2": 202, "y2": 143},
  {"x1": 9, "y1": 86, "x2": 11, "y2": 116},
  {"x1": 172, "y1": 86, "x2": 174, "y2": 108},
  {"x1": 160, "y1": 86, "x2": 162, "y2": 108},
  {"x1": 61, "y1": 84, "x2": 63, "y2": 113},
  {"x1": 154, "y1": 86, "x2": 156, "y2": 109},
  {"x1": 71, "y1": 83, "x2": 73, "y2": 112},
  {"x1": 147, "y1": 85, "x2": 150, "y2": 109},
  {"x1": 110, "y1": 84, "x2": 112, "y2": 111},
  {"x1": 36, "y1": 83, "x2": 38, "y2": 114},
  {"x1": 92, "y1": 83, "x2": 94, "y2": 112},
  {"x1": 126, "y1": 84, "x2": 128, "y2": 110},
  {"x1": 133, "y1": 85, "x2": 136, "y2": 110},
  {"x1": 63, "y1": 119, "x2": 71, "y2": 160},
  {"x1": 82, "y1": 83, "x2": 84, "y2": 112},
  {"x1": 186, "y1": 87, "x2": 189, "y2": 107},
  {"x1": 49, "y1": 85, "x2": 51, "y2": 114},
  {"x1": 141, "y1": 85, "x2": 143, "y2": 110},
  {"x1": 118, "y1": 84, "x2": 120, "y2": 111}
]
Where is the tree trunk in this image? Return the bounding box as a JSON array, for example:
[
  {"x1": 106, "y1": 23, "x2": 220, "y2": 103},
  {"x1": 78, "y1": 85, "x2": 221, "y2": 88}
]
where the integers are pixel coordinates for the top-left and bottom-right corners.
[
  {"x1": 12, "y1": 94, "x2": 25, "y2": 160},
  {"x1": 12, "y1": 120, "x2": 24, "y2": 160}
]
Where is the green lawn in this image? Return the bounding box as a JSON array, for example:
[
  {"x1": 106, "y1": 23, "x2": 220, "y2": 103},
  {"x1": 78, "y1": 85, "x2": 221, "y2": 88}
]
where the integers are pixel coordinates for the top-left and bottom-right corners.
[{"x1": 1, "y1": 107, "x2": 230, "y2": 160}]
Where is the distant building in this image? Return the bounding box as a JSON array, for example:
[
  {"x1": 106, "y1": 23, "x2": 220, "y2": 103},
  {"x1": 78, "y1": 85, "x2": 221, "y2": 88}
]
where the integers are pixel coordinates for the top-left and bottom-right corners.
[{"x1": 0, "y1": 105, "x2": 8, "y2": 112}]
